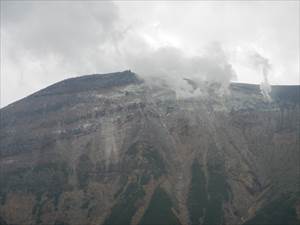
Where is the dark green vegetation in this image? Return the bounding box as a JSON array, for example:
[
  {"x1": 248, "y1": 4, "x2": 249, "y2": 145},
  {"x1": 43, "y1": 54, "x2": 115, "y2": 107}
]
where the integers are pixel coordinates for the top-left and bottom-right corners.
[
  {"x1": 0, "y1": 161, "x2": 70, "y2": 205},
  {"x1": 139, "y1": 187, "x2": 182, "y2": 225},
  {"x1": 103, "y1": 182, "x2": 145, "y2": 225},
  {"x1": 0, "y1": 162, "x2": 71, "y2": 224},
  {"x1": 187, "y1": 158, "x2": 229, "y2": 225},
  {"x1": 54, "y1": 221, "x2": 70, "y2": 225},
  {"x1": 203, "y1": 157, "x2": 229, "y2": 225},
  {"x1": 127, "y1": 141, "x2": 166, "y2": 183},
  {"x1": 187, "y1": 160, "x2": 208, "y2": 225},
  {"x1": 0, "y1": 217, "x2": 8, "y2": 225},
  {"x1": 187, "y1": 148, "x2": 229, "y2": 225},
  {"x1": 103, "y1": 141, "x2": 167, "y2": 225},
  {"x1": 243, "y1": 194, "x2": 300, "y2": 225},
  {"x1": 76, "y1": 154, "x2": 94, "y2": 189}
]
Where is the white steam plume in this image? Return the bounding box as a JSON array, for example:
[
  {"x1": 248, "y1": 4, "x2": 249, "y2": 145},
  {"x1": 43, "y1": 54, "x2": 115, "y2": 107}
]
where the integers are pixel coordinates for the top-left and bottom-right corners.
[
  {"x1": 250, "y1": 52, "x2": 272, "y2": 100},
  {"x1": 126, "y1": 42, "x2": 237, "y2": 99}
]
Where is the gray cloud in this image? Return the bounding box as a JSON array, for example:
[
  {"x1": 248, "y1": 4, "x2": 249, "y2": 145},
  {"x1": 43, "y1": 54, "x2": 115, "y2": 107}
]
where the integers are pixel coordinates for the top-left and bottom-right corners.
[
  {"x1": 126, "y1": 42, "x2": 236, "y2": 98},
  {"x1": 3, "y1": 1, "x2": 120, "y2": 67},
  {"x1": 1, "y1": 1, "x2": 126, "y2": 106},
  {"x1": 0, "y1": 1, "x2": 299, "y2": 106}
]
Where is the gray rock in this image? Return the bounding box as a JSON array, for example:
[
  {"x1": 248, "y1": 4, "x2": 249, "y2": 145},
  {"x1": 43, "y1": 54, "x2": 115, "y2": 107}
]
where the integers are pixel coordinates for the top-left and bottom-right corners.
[{"x1": 0, "y1": 71, "x2": 299, "y2": 225}]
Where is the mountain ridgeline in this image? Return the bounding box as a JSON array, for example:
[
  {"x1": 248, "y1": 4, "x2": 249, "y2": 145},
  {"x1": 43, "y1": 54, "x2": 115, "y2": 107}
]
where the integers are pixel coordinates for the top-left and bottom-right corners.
[{"x1": 0, "y1": 71, "x2": 299, "y2": 225}]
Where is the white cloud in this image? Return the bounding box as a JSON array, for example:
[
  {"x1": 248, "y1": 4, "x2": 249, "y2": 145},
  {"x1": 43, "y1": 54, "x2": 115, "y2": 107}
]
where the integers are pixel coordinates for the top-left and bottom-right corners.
[{"x1": 1, "y1": 1, "x2": 299, "y2": 107}]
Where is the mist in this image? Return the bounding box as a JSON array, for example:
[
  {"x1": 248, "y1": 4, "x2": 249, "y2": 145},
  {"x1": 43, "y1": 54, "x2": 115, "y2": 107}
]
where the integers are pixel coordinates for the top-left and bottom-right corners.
[
  {"x1": 249, "y1": 52, "x2": 272, "y2": 100},
  {"x1": 1, "y1": 1, "x2": 299, "y2": 106},
  {"x1": 126, "y1": 43, "x2": 236, "y2": 98}
]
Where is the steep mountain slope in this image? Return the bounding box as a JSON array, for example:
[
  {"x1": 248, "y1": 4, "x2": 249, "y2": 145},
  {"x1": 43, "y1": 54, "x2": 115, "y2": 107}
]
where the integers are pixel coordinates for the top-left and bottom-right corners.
[{"x1": 0, "y1": 71, "x2": 299, "y2": 225}]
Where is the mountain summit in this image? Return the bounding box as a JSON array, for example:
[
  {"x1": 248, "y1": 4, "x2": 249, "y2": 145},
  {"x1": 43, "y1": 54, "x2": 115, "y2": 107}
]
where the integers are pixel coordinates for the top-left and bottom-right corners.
[{"x1": 0, "y1": 71, "x2": 299, "y2": 225}]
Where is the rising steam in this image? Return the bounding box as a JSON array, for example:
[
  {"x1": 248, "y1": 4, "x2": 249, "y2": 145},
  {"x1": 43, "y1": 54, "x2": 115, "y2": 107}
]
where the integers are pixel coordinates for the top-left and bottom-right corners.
[
  {"x1": 127, "y1": 42, "x2": 237, "y2": 98},
  {"x1": 250, "y1": 52, "x2": 272, "y2": 100}
]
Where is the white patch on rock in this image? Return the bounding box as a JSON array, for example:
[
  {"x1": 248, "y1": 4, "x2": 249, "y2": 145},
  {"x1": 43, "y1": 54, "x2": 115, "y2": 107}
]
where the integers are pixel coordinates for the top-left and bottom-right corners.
[{"x1": 101, "y1": 118, "x2": 119, "y2": 168}]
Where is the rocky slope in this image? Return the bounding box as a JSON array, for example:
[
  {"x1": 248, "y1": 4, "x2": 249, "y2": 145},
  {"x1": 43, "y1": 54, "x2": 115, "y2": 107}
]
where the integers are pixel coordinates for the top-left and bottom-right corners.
[{"x1": 0, "y1": 71, "x2": 299, "y2": 225}]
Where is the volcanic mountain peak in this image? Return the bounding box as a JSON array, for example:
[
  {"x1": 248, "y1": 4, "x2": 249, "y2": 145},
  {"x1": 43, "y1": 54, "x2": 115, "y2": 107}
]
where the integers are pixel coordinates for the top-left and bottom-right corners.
[{"x1": 0, "y1": 71, "x2": 299, "y2": 225}]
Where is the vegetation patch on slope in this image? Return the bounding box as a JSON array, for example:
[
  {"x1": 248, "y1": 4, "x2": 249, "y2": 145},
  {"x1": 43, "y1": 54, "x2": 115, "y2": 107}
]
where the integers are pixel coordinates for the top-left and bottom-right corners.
[
  {"x1": 139, "y1": 187, "x2": 182, "y2": 225},
  {"x1": 187, "y1": 160, "x2": 208, "y2": 225},
  {"x1": 0, "y1": 161, "x2": 70, "y2": 205},
  {"x1": 126, "y1": 141, "x2": 166, "y2": 182},
  {"x1": 103, "y1": 182, "x2": 145, "y2": 225},
  {"x1": 76, "y1": 154, "x2": 94, "y2": 189},
  {"x1": 203, "y1": 157, "x2": 229, "y2": 225},
  {"x1": 243, "y1": 194, "x2": 300, "y2": 225}
]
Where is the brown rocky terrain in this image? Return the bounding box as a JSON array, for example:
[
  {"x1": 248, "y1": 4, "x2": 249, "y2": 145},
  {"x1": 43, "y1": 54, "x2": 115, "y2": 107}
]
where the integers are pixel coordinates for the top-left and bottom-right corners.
[{"x1": 0, "y1": 71, "x2": 299, "y2": 225}]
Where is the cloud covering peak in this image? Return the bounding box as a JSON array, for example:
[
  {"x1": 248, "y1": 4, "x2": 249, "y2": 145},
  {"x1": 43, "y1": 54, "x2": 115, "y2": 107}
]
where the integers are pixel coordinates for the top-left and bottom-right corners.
[
  {"x1": 1, "y1": 1, "x2": 299, "y2": 106},
  {"x1": 126, "y1": 43, "x2": 236, "y2": 97}
]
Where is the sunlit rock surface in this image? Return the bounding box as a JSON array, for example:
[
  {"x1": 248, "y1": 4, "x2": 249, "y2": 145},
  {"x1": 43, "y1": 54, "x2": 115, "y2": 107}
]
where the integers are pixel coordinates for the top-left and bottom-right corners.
[{"x1": 0, "y1": 71, "x2": 299, "y2": 225}]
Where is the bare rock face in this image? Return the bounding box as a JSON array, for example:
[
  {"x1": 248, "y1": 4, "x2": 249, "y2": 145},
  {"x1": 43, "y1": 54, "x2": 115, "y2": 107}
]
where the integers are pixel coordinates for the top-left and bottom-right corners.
[{"x1": 0, "y1": 71, "x2": 299, "y2": 225}]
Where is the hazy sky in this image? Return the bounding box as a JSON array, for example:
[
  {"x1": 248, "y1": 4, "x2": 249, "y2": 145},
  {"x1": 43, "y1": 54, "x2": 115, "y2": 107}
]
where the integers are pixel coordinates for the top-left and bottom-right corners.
[{"x1": 1, "y1": 1, "x2": 299, "y2": 107}]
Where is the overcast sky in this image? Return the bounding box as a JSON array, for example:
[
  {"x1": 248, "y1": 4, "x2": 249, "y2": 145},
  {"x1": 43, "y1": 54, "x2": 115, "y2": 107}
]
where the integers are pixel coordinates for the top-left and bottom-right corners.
[{"x1": 1, "y1": 1, "x2": 299, "y2": 107}]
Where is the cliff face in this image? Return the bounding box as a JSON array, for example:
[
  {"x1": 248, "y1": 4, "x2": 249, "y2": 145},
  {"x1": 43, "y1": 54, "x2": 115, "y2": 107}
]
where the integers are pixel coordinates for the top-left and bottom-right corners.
[{"x1": 0, "y1": 71, "x2": 299, "y2": 225}]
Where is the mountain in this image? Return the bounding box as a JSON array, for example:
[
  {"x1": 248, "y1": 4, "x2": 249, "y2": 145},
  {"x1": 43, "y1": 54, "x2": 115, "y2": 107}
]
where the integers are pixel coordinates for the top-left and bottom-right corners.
[{"x1": 0, "y1": 70, "x2": 299, "y2": 225}]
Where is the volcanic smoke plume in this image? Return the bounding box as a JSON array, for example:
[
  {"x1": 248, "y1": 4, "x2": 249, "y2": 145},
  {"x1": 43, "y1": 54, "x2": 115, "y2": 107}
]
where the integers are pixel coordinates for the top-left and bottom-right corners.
[{"x1": 250, "y1": 52, "x2": 272, "y2": 100}]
